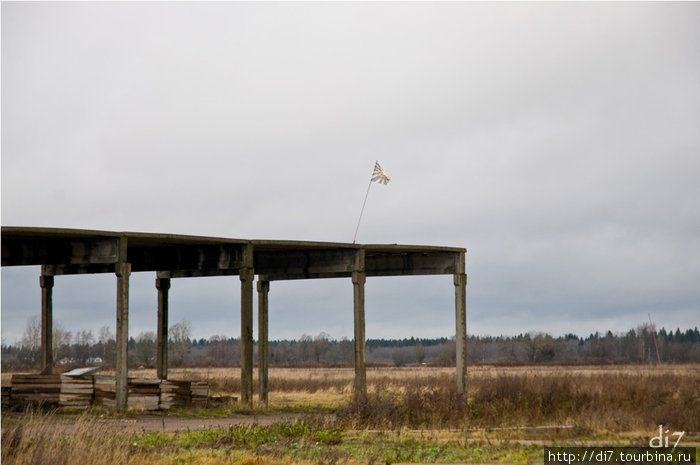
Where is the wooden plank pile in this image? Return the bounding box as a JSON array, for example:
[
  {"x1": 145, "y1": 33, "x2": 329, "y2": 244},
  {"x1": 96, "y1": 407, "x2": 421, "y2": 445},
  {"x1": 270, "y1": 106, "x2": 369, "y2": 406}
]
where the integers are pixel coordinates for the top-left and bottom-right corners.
[
  {"x1": 8, "y1": 374, "x2": 210, "y2": 410},
  {"x1": 191, "y1": 381, "x2": 209, "y2": 406},
  {"x1": 9, "y1": 374, "x2": 94, "y2": 408},
  {"x1": 10, "y1": 374, "x2": 62, "y2": 404},
  {"x1": 59, "y1": 376, "x2": 93, "y2": 408},
  {"x1": 128, "y1": 379, "x2": 161, "y2": 411},
  {"x1": 2, "y1": 386, "x2": 13, "y2": 407},
  {"x1": 93, "y1": 375, "x2": 116, "y2": 408},
  {"x1": 159, "y1": 380, "x2": 191, "y2": 410}
]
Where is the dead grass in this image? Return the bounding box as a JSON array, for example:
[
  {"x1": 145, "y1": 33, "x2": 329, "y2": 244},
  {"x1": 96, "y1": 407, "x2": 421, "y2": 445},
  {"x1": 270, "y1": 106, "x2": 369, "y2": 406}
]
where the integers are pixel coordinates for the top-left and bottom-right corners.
[
  {"x1": 337, "y1": 367, "x2": 700, "y2": 432},
  {"x1": 1, "y1": 409, "x2": 139, "y2": 465},
  {"x1": 132, "y1": 364, "x2": 699, "y2": 432},
  {"x1": 2, "y1": 365, "x2": 698, "y2": 465},
  {"x1": 0, "y1": 410, "x2": 327, "y2": 465},
  {"x1": 5, "y1": 364, "x2": 698, "y2": 431}
]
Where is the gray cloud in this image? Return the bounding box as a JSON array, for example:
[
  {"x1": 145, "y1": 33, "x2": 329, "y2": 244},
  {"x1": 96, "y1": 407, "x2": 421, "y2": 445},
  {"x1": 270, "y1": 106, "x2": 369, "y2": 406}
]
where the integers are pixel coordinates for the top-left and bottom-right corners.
[{"x1": 2, "y1": 2, "x2": 698, "y2": 343}]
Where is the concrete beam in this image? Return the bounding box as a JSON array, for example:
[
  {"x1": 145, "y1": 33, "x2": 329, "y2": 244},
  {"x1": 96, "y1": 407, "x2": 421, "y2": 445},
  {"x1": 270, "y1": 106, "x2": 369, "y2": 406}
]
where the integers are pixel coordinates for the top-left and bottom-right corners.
[
  {"x1": 253, "y1": 249, "x2": 356, "y2": 277},
  {"x1": 156, "y1": 269, "x2": 242, "y2": 279},
  {"x1": 262, "y1": 271, "x2": 352, "y2": 281},
  {"x1": 156, "y1": 277, "x2": 171, "y2": 380},
  {"x1": 2, "y1": 236, "x2": 120, "y2": 267},
  {"x1": 257, "y1": 279, "x2": 270, "y2": 405},
  {"x1": 128, "y1": 244, "x2": 244, "y2": 273},
  {"x1": 365, "y1": 251, "x2": 458, "y2": 276},
  {"x1": 40, "y1": 267, "x2": 54, "y2": 375}
]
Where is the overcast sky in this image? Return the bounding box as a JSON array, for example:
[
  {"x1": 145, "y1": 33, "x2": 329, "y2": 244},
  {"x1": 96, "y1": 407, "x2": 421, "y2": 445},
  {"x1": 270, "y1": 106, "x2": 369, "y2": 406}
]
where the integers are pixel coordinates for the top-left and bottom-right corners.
[{"x1": 2, "y1": 2, "x2": 699, "y2": 344}]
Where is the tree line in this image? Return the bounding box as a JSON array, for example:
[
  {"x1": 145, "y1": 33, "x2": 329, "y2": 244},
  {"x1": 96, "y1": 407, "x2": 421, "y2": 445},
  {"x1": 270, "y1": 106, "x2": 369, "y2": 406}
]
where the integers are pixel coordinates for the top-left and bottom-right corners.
[{"x1": 2, "y1": 316, "x2": 699, "y2": 371}]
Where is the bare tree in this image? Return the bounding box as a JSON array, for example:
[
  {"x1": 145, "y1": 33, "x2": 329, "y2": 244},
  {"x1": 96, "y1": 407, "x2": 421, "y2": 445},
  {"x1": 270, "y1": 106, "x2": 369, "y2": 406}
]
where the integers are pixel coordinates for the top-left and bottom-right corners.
[
  {"x1": 298, "y1": 334, "x2": 313, "y2": 364},
  {"x1": 20, "y1": 316, "x2": 41, "y2": 351},
  {"x1": 526, "y1": 332, "x2": 555, "y2": 363},
  {"x1": 313, "y1": 332, "x2": 331, "y2": 364},
  {"x1": 135, "y1": 331, "x2": 156, "y2": 367},
  {"x1": 74, "y1": 329, "x2": 95, "y2": 362},
  {"x1": 391, "y1": 346, "x2": 412, "y2": 367},
  {"x1": 20, "y1": 316, "x2": 41, "y2": 366},
  {"x1": 169, "y1": 320, "x2": 192, "y2": 366},
  {"x1": 415, "y1": 341, "x2": 425, "y2": 364},
  {"x1": 637, "y1": 323, "x2": 654, "y2": 363},
  {"x1": 53, "y1": 322, "x2": 72, "y2": 361},
  {"x1": 98, "y1": 326, "x2": 114, "y2": 345},
  {"x1": 207, "y1": 335, "x2": 229, "y2": 366},
  {"x1": 97, "y1": 325, "x2": 115, "y2": 365}
]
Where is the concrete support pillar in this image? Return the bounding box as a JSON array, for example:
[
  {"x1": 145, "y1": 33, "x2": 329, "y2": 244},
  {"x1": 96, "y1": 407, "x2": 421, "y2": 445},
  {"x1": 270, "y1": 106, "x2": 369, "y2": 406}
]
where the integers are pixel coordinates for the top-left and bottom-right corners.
[
  {"x1": 240, "y1": 244, "x2": 255, "y2": 406},
  {"x1": 40, "y1": 267, "x2": 54, "y2": 375},
  {"x1": 115, "y1": 262, "x2": 131, "y2": 410},
  {"x1": 454, "y1": 251, "x2": 467, "y2": 398},
  {"x1": 257, "y1": 279, "x2": 270, "y2": 405},
  {"x1": 352, "y1": 249, "x2": 367, "y2": 400},
  {"x1": 156, "y1": 277, "x2": 171, "y2": 380}
]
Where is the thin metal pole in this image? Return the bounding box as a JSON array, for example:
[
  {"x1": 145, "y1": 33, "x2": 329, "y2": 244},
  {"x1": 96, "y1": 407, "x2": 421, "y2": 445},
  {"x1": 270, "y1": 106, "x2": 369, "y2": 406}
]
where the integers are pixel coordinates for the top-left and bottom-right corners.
[
  {"x1": 353, "y1": 161, "x2": 379, "y2": 244},
  {"x1": 352, "y1": 178, "x2": 373, "y2": 244}
]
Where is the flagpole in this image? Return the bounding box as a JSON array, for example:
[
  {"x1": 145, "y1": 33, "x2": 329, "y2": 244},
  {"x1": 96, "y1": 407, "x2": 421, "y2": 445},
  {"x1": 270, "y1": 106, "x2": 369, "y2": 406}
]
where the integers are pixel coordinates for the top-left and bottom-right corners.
[
  {"x1": 353, "y1": 160, "x2": 380, "y2": 244},
  {"x1": 352, "y1": 176, "x2": 373, "y2": 244}
]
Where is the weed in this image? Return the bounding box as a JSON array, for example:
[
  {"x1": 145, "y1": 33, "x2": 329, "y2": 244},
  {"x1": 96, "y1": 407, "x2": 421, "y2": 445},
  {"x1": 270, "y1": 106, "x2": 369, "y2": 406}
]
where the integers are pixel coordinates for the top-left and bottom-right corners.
[{"x1": 1, "y1": 409, "x2": 138, "y2": 465}]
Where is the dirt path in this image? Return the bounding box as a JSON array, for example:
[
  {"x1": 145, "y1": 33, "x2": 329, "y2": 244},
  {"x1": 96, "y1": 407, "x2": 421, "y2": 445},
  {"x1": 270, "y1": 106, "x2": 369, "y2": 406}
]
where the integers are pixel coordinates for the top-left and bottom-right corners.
[
  {"x1": 86, "y1": 413, "x2": 315, "y2": 433},
  {"x1": 2, "y1": 412, "x2": 320, "y2": 434},
  {"x1": 5, "y1": 412, "x2": 699, "y2": 448}
]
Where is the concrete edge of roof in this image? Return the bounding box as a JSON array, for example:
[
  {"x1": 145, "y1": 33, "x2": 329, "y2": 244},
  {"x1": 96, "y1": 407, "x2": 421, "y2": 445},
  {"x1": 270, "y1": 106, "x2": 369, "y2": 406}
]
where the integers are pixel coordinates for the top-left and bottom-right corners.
[{"x1": 1, "y1": 226, "x2": 466, "y2": 253}]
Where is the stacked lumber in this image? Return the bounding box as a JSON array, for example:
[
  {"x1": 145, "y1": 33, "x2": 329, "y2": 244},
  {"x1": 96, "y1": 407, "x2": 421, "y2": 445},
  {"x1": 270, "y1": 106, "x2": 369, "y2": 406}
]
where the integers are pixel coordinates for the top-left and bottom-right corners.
[
  {"x1": 191, "y1": 381, "x2": 209, "y2": 406},
  {"x1": 10, "y1": 374, "x2": 95, "y2": 408},
  {"x1": 59, "y1": 376, "x2": 93, "y2": 408},
  {"x1": 127, "y1": 379, "x2": 160, "y2": 411},
  {"x1": 93, "y1": 375, "x2": 116, "y2": 408},
  {"x1": 10, "y1": 375, "x2": 209, "y2": 410},
  {"x1": 159, "y1": 380, "x2": 191, "y2": 409},
  {"x1": 2, "y1": 386, "x2": 13, "y2": 407},
  {"x1": 10, "y1": 374, "x2": 61, "y2": 404}
]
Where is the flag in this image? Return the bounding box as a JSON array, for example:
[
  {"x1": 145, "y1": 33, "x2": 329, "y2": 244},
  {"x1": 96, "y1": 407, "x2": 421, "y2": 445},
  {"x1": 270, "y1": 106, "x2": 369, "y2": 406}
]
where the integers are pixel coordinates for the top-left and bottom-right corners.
[{"x1": 371, "y1": 162, "x2": 391, "y2": 185}]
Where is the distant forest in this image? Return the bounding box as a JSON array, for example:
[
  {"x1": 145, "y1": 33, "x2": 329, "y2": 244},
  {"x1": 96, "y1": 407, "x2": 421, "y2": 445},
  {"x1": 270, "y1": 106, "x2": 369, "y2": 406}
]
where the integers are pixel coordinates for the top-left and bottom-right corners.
[{"x1": 2, "y1": 317, "x2": 699, "y2": 371}]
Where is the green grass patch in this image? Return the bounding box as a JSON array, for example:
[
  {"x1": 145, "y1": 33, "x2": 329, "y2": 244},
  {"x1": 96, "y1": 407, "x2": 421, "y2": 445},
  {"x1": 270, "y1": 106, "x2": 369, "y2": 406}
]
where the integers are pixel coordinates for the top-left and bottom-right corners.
[{"x1": 130, "y1": 421, "x2": 546, "y2": 464}]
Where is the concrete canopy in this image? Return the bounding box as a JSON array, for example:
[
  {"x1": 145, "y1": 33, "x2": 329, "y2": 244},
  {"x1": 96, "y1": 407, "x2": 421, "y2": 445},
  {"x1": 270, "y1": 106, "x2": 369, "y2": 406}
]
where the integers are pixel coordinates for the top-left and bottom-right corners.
[
  {"x1": 2, "y1": 226, "x2": 467, "y2": 408},
  {"x1": 1, "y1": 226, "x2": 465, "y2": 278}
]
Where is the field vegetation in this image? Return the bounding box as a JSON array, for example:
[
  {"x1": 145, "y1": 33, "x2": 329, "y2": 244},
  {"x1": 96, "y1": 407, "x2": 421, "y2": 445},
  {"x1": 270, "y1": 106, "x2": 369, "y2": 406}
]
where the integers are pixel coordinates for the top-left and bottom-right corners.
[{"x1": 3, "y1": 365, "x2": 699, "y2": 465}]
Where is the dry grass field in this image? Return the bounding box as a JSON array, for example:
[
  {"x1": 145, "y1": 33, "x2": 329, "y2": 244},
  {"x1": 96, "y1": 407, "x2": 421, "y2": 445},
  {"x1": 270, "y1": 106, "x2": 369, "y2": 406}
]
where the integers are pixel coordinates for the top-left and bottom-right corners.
[
  {"x1": 121, "y1": 364, "x2": 700, "y2": 422},
  {"x1": 3, "y1": 364, "x2": 699, "y2": 465}
]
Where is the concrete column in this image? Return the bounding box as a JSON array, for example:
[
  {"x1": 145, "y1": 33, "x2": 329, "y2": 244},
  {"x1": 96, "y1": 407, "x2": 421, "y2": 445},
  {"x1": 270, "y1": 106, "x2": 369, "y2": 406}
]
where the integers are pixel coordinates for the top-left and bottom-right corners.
[
  {"x1": 115, "y1": 262, "x2": 131, "y2": 410},
  {"x1": 352, "y1": 248, "x2": 367, "y2": 400},
  {"x1": 156, "y1": 277, "x2": 171, "y2": 380},
  {"x1": 454, "y1": 251, "x2": 467, "y2": 398},
  {"x1": 257, "y1": 279, "x2": 270, "y2": 405},
  {"x1": 240, "y1": 244, "x2": 255, "y2": 406},
  {"x1": 40, "y1": 267, "x2": 54, "y2": 375}
]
